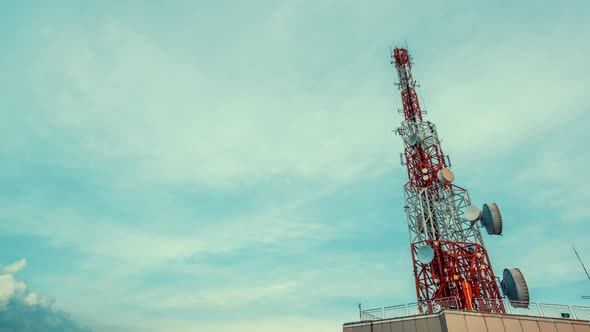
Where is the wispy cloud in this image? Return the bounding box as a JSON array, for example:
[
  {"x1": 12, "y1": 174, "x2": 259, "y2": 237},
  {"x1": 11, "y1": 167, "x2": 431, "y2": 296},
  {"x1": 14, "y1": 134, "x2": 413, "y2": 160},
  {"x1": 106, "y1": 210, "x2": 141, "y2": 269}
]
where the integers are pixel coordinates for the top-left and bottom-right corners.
[{"x1": 28, "y1": 21, "x2": 393, "y2": 189}]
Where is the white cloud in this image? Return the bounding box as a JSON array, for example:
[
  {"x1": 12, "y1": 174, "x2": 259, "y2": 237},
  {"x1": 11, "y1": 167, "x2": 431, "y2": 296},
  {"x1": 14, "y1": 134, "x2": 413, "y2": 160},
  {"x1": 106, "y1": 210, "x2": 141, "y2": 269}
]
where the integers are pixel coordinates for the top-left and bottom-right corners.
[
  {"x1": 102, "y1": 249, "x2": 412, "y2": 319},
  {"x1": 0, "y1": 274, "x2": 27, "y2": 309},
  {"x1": 0, "y1": 204, "x2": 326, "y2": 270},
  {"x1": 168, "y1": 317, "x2": 341, "y2": 332},
  {"x1": 0, "y1": 259, "x2": 27, "y2": 274},
  {"x1": 514, "y1": 129, "x2": 590, "y2": 224},
  {"x1": 29, "y1": 21, "x2": 393, "y2": 190},
  {"x1": 26, "y1": 16, "x2": 590, "y2": 193},
  {"x1": 0, "y1": 260, "x2": 89, "y2": 331},
  {"x1": 22, "y1": 291, "x2": 51, "y2": 307},
  {"x1": 0, "y1": 259, "x2": 52, "y2": 310},
  {"x1": 0, "y1": 170, "x2": 353, "y2": 273},
  {"x1": 422, "y1": 43, "x2": 588, "y2": 162},
  {"x1": 135, "y1": 280, "x2": 299, "y2": 310},
  {"x1": 84, "y1": 314, "x2": 341, "y2": 332}
]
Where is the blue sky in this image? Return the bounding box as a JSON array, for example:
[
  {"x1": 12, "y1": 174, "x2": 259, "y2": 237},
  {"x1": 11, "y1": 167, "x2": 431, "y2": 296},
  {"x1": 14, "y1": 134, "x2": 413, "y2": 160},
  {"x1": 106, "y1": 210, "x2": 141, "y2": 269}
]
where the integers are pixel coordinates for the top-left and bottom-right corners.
[{"x1": 1, "y1": 1, "x2": 589, "y2": 331}]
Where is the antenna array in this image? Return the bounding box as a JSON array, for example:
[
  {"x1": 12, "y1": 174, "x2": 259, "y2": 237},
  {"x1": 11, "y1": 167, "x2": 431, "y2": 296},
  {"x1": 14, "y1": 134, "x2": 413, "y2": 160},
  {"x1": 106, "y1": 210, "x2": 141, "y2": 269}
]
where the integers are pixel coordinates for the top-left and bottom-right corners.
[{"x1": 391, "y1": 47, "x2": 529, "y2": 313}]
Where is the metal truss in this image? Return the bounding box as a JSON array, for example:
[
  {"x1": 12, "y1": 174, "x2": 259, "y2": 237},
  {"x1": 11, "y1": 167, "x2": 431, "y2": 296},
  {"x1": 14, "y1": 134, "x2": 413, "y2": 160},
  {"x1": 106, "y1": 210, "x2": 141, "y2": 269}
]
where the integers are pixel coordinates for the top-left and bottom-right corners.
[{"x1": 392, "y1": 47, "x2": 504, "y2": 313}]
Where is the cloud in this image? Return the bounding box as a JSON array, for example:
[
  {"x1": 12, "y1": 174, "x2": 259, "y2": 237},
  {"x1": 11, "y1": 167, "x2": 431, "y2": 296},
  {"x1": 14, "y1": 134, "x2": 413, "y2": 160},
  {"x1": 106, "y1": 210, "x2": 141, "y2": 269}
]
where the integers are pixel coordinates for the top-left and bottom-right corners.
[
  {"x1": 515, "y1": 142, "x2": 590, "y2": 223},
  {"x1": 0, "y1": 259, "x2": 27, "y2": 275},
  {"x1": 0, "y1": 302, "x2": 91, "y2": 332},
  {"x1": 149, "y1": 317, "x2": 339, "y2": 332},
  {"x1": 25, "y1": 12, "x2": 590, "y2": 194},
  {"x1": 0, "y1": 198, "x2": 329, "y2": 270},
  {"x1": 0, "y1": 274, "x2": 27, "y2": 309},
  {"x1": 26, "y1": 20, "x2": 395, "y2": 189},
  {"x1": 4, "y1": 2, "x2": 588, "y2": 331},
  {"x1": 0, "y1": 259, "x2": 90, "y2": 332},
  {"x1": 84, "y1": 314, "x2": 341, "y2": 332},
  {"x1": 420, "y1": 36, "x2": 589, "y2": 162}
]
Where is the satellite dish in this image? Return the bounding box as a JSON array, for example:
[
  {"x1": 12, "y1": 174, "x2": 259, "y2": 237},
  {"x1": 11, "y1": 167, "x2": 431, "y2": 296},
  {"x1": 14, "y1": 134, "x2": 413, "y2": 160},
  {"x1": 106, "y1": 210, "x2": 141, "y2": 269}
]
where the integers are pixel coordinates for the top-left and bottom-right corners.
[
  {"x1": 464, "y1": 205, "x2": 482, "y2": 222},
  {"x1": 417, "y1": 245, "x2": 434, "y2": 264},
  {"x1": 416, "y1": 214, "x2": 425, "y2": 234},
  {"x1": 501, "y1": 268, "x2": 530, "y2": 307},
  {"x1": 481, "y1": 203, "x2": 502, "y2": 235},
  {"x1": 405, "y1": 133, "x2": 418, "y2": 145},
  {"x1": 437, "y1": 168, "x2": 455, "y2": 184},
  {"x1": 432, "y1": 303, "x2": 442, "y2": 313}
]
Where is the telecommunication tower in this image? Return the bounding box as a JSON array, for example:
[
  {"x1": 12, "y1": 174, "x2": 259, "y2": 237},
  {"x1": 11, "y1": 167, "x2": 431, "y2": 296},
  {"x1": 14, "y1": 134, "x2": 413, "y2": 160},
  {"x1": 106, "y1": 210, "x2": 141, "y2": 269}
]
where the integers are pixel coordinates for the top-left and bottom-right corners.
[{"x1": 391, "y1": 47, "x2": 529, "y2": 313}]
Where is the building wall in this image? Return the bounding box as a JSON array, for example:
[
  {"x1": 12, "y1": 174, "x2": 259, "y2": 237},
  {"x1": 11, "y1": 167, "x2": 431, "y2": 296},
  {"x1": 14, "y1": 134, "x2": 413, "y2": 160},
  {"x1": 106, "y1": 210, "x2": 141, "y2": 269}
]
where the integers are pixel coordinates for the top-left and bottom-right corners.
[{"x1": 343, "y1": 310, "x2": 590, "y2": 332}]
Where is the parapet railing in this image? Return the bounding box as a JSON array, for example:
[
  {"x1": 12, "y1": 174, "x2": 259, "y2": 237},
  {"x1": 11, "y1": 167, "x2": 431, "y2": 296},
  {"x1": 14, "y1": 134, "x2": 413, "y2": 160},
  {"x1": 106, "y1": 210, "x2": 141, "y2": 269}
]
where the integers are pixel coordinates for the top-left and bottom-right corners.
[{"x1": 361, "y1": 297, "x2": 590, "y2": 321}]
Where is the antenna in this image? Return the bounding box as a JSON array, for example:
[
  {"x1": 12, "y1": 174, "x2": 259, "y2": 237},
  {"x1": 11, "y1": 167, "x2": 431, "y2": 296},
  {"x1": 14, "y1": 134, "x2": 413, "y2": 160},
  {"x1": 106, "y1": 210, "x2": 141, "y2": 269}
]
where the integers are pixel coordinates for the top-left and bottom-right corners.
[
  {"x1": 501, "y1": 268, "x2": 530, "y2": 307},
  {"x1": 417, "y1": 245, "x2": 435, "y2": 264},
  {"x1": 391, "y1": 46, "x2": 527, "y2": 313},
  {"x1": 573, "y1": 246, "x2": 590, "y2": 300},
  {"x1": 357, "y1": 301, "x2": 362, "y2": 320},
  {"x1": 573, "y1": 246, "x2": 590, "y2": 280}
]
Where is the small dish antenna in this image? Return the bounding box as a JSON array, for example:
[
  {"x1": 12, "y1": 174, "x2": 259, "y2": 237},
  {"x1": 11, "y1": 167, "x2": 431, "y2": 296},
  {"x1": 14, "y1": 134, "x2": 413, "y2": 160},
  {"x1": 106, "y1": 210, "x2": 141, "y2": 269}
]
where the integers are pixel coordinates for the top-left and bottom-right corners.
[
  {"x1": 463, "y1": 205, "x2": 482, "y2": 222},
  {"x1": 437, "y1": 168, "x2": 455, "y2": 184},
  {"x1": 481, "y1": 203, "x2": 502, "y2": 235},
  {"x1": 405, "y1": 133, "x2": 418, "y2": 145},
  {"x1": 501, "y1": 268, "x2": 529, "y2": 307},
  {"x1": 416, "y1": 214, "x2": 424, "y2": 234},
  {"x1": 432, "y1": 303, "x2": 442, "y2": 313},
  {"x1": 417, "y1": 245, "x2": 434, "y2": 264}
]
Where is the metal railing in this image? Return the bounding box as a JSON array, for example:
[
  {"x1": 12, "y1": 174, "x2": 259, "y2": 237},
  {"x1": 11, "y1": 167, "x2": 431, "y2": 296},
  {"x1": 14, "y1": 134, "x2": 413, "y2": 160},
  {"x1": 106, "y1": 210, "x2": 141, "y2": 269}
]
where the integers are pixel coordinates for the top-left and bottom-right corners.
[
  {"x1": 360, "y1": 297, "x2": 590, "y2": 321},
  {"x1": 361, "y1": 297, "x2": 458, "y2": 320}
]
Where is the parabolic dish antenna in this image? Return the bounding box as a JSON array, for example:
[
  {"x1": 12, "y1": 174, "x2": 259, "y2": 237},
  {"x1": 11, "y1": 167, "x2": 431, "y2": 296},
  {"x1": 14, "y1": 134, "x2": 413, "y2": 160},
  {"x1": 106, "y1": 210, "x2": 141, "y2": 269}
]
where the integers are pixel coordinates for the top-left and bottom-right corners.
[
  {"x1": 405, "y1": 133, "x2": 418, "y2": 145},
  {"x1": 417, "y1": 245, "x2": 434, "y2": 264},
  {"x1": 416, "y1": 214, "x2": 424, "y2": 234},
  {"x1": 501, "y1": 268, "x2": 530, "y2": 307},
  {"x1": 437, "y1": 168, "x2": 455, "y2": 184},
  {"x1": 463, "y1": 205, "x2": 482, "y2": 222},
  {"x1": 432, "y1": 303, "x2": 442, "y2": 313},
  {"x1": 481, "y1": 203, "x2": 503, "y2": 235}
]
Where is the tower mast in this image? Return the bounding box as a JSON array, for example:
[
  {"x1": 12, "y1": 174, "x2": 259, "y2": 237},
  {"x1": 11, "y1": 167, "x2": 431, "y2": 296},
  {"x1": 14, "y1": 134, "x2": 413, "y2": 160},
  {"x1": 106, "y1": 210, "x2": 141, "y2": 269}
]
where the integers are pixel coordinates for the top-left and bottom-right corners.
[{"x1": 392, "y1": 47, "x2": 506, "y2": 313}]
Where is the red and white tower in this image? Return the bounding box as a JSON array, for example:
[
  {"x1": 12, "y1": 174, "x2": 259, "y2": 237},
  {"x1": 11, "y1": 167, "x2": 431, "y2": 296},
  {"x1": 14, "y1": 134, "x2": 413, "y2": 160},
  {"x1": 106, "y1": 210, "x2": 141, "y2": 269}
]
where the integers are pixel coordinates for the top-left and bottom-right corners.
[{"x1": 391, "y1": 47, "x2": 529, "y2": 313}]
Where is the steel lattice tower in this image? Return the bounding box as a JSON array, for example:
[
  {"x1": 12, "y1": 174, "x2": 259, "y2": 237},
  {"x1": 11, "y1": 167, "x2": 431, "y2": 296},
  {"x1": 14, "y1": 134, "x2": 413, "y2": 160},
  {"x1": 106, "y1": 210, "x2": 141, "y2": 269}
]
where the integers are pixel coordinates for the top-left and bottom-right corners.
[{"x1": 391, "y1": 47, "x2": 506, "y2": 313}]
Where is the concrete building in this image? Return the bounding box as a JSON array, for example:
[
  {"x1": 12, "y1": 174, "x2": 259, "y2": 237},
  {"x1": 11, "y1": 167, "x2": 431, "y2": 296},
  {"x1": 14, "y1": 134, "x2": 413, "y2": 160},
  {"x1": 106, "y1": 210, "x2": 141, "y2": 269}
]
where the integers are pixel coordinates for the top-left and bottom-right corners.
[{"x1": 343, "y1": 310, "x2": 590, "y2": 332}]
